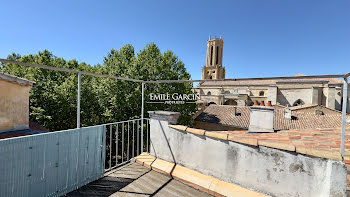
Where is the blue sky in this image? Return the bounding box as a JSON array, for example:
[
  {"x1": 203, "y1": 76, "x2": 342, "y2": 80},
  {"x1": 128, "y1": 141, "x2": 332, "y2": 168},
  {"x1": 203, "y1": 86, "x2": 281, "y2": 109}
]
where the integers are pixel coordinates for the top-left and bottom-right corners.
[{"x1": 0, "y1": 0, "x2": 349, "y2": 80}]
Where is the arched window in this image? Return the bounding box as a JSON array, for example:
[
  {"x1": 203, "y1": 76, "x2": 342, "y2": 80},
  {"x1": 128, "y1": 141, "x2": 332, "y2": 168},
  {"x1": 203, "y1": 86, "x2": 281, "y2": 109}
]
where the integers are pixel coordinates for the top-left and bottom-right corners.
[
  {"x1": 207, "y1": 91, "x2": 211, "y2": 96},
  {"x1": 216, "y1": 46, "x2": 219, "y2": 65},
  {"x1": 208, "y1": 102, "x2": 216, "y2": 105},
  {"x1": 259, "y1": 91, "x2": 265, "y2": 96},
  {"x1": 210, "y1": 46, "x2": 213, "y2": 66},
  {"x1": 224, "y1": 99, "x2": 237, "y2": 106},
  {"x1": 293, "y1": 99, "x2": 305, "y2": 106},
  {"x1": 220, "y1": 48, "x2": 223, "y2": 64}
]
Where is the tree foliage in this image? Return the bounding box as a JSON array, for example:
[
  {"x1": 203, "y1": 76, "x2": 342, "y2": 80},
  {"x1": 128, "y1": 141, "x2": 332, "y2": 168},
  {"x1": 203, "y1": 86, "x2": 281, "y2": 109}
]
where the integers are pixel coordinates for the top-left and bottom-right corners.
[{"x1": 0, "y1": 43, "x2": 196, "y2": 131}]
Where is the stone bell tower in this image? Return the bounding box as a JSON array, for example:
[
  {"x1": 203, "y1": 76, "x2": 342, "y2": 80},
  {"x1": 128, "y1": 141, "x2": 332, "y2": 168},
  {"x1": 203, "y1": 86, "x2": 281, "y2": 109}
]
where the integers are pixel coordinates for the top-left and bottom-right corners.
[{"x1": 202, "y1": 35, "x2": 226, "y2": 80}]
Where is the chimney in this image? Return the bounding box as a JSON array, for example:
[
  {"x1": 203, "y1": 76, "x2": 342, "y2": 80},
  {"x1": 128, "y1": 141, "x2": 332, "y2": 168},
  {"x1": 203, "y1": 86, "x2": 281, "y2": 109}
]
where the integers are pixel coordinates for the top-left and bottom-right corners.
[
  {"x1": 248, "y1": 101, "x2": 274, "y2": 133},
  {"x1": 266, "y1": 101, "x2": 272, "y2": 107},
  {"x1": 284, "y1": 106, "x2": 291, "y2": 120}
]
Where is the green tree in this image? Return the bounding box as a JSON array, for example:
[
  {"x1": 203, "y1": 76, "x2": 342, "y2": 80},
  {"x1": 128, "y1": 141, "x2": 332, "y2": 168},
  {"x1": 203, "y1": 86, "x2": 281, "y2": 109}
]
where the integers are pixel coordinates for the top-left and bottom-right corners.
[{"x1": 0, "y1": 43, "x2": 196, "y2": 131}]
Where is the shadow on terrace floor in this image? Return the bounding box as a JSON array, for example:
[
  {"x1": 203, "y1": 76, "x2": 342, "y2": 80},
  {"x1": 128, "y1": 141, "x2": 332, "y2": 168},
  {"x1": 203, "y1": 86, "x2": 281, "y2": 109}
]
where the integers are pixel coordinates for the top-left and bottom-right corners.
[{"x1": 66, "y1": 162, "x2": 211, "y2": 197}]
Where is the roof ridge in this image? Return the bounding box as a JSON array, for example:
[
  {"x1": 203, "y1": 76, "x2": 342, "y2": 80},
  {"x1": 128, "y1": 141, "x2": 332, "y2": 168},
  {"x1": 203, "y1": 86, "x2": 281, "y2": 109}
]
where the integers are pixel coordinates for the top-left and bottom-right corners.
[{"x1": 0, "y1": 72, "x2": 35, "y2": 86}]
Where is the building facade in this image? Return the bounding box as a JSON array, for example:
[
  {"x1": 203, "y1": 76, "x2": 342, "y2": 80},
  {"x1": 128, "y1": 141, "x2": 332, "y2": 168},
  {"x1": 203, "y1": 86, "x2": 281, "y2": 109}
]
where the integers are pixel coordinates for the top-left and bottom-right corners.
[
  {"x1": 0, "y1": 72, "x2": 34, "y2": 131},
  {"x1": 195, "y1": 38, "x2": 350, "y2": 113}
]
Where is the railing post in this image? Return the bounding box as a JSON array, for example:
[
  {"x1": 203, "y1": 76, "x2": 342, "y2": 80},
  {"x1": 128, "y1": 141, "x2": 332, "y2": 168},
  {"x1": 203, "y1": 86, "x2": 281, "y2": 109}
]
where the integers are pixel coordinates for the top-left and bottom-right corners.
[
  {"x1": 102, "y1": 125, "x2": 106, "y2": 172},
  {"x1": 77, "y1": 71, "x2": 81, "y2": 128},
  {"x1": 141, "y1": 82, "x2": 144, "y2": 152},
  {"x1": 116, "y1": 123, "x2": 118, "y2": 165},
  {"x1": 341, "y1": 77, "x2": 348, "y2": 158},
  {"x1": 109, "y1": 125, "x2": 112, "y2": 169}
]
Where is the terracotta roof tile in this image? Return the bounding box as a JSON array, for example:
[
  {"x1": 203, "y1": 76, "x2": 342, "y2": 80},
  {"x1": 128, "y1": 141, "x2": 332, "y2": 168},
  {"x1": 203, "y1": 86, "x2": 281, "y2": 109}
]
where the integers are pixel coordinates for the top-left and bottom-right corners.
[
  {"x1": 199, "y1": 75, "x2": 343, "y2": 86},
  {"x1": 195, "y1": 105, "x2": 350, "y2": 130}
]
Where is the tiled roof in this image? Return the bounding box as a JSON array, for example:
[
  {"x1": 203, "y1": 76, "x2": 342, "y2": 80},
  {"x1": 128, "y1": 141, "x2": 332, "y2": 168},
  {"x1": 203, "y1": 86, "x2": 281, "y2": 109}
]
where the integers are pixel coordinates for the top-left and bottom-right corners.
[
  {"x1": 288, "y1": 104, "x2": 318, "y2": 110},
  {"x1": 199, "y1": 74, "x2": 343, "y2": 86},
  {"x1": 194, "y1": 105, "x2": 350, "y2": 130},
  {"x1": 195, "y1": 105, "x2": 251, "y2": 129},
  {"x1": 0, "y1": 129, "x2": 46, "y2": 140},
  {"x1": 29, "y1": 121, "x2": 49, "y2": 132},
  {"x1": 0, "y1": 72, "x2": 35, "y2": 86}
]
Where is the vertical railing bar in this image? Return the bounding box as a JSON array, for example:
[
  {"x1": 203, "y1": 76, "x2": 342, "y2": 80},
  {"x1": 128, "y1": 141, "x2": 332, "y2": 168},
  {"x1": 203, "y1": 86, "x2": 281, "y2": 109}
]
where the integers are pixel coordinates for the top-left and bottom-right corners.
[
  {"x1": 102, "y1": 125, "x2": 106, "y2": 172},
  {"x1": 77, "y1": 71, "x2": 81, "y2": 128},
  {"x1": 141, "y1": 83, "x2": 144, "y2": 153},
  {"x1": 109, "y1": 125, "x2": 112, "y2": 169},
  {"x1": 132, "y1": 120, "x2": 135, "y2": 158},
  {"x1": 147, "y1": 119, "x2": 149, "y2": 153},
  {"x1": 116, "y1": 123, "x2": 118, "y2": 165},
  {"x1": 137, "y1": 119, "x2": 139, "y2": 156},
  {"x1": 127, "y1": 121, "x2": 130, "y2": 161},
  {"x1": 122, "y1": 122, "x2": 124, "y2": 163}
]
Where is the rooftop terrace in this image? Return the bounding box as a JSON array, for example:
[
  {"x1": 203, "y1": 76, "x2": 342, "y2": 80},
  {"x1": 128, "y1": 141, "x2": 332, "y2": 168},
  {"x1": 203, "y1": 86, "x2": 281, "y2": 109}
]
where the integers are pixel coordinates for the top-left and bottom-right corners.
[
  {"x1": 0, "y1": 59, "x2": 349, "y2": 197},
  {"x1": 67, "y1": 162, "x2": 212, "y2": 197}
]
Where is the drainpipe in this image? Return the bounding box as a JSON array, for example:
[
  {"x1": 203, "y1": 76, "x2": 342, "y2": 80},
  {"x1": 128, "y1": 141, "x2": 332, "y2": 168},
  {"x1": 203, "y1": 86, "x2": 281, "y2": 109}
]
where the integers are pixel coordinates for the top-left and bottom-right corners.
[
  {"x1": 77, "y1": 71, "x2": 81, "y2": 128},
  {"x1": 341, "y1": 73, "x2": 350, "y2": 158}
]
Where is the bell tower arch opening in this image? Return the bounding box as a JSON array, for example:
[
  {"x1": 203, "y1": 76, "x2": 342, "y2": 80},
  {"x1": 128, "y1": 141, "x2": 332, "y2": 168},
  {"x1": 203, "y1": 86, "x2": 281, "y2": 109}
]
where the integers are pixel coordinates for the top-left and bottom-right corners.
[
  {"x1": 210, "y1": 46, "x2": 213, "y2": 66},
  {"x1": 216, "y1": 46, "x2": 219, "y2": 65}
]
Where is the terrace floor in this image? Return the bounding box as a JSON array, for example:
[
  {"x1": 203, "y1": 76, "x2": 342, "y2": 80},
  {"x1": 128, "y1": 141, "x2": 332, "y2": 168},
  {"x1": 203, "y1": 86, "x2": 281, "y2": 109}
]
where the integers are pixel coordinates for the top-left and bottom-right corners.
[{"x1": 66, "y1": 162, "x2": 212, "y2": 197}]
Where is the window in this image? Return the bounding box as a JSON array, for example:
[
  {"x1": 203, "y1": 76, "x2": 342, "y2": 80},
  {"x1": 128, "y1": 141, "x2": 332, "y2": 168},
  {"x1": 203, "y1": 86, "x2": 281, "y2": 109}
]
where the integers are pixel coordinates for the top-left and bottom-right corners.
[
  {"x1": 216, "y1": 46, "x2": 219, "y2": 65},
  {"x1": 224, "y1": 99, "x2": 237, "y2": 106},
  {"x1": 221, "y1": 48, "x2": 223, "y2": 64},
  {"x1": 213, "y1": 71, "x2": 215, "y2": 74},
  {"x1": 209, "y1": 76, "x2": 213, "y2": 79},
  {"x1": 207, "y1": 91, "x2": 211, "y2": 95},
  {"x1": 259, "y1": 91, "x2": 265, "y2": 96},
  {"x1": 293, "y1": 99, "x2": 305, "y2": 106},
  {"x1": 210, "y1": 46, "x2": 213, "y2": 66}
]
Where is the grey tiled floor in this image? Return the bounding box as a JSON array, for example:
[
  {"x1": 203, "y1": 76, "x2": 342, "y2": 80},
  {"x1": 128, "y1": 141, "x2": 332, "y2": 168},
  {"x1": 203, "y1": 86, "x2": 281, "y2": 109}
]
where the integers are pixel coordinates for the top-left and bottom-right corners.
[{"x1": 66, "y1": 162, "x2": 212, "y2": 197}]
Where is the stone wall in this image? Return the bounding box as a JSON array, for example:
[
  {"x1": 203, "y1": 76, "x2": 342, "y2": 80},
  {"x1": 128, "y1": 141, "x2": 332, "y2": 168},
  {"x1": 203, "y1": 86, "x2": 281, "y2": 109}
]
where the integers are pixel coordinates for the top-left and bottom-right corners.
[
  {"x1": 277, "y1": 88, "x2": 312, "y2": 106},
  {"x1": 0, "y1": 79, "x2": 32, "y2": 131},
  {"x1": 348, "y1": 87, "x2": 350, "y2": 114},
  {"x1": 149, "y1": 111, "x2": 347, "y2": 197}
]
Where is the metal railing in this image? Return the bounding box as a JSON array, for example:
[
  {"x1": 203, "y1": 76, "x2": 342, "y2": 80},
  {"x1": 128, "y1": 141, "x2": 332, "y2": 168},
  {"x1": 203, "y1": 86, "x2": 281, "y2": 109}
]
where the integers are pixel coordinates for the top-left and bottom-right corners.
[
  {"x1": 103, "y1": 118, "x2": 150, "y2": 171},
  {"x1": 1, "y1": 58, "x2": 349, "y2": 159}
]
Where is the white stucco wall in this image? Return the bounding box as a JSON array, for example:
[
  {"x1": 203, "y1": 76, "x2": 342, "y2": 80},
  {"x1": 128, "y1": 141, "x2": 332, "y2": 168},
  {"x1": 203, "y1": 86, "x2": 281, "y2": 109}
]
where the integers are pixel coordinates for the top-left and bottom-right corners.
[{"x1": 149, "y1": 111, "x2": 347, "y2": 197}]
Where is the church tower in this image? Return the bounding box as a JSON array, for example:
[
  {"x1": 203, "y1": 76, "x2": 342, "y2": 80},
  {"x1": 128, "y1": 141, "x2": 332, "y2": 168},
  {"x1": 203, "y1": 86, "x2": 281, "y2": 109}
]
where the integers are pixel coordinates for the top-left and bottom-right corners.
[{"x1": 202, "y1": 35, "x2": 226, "y2": 80}]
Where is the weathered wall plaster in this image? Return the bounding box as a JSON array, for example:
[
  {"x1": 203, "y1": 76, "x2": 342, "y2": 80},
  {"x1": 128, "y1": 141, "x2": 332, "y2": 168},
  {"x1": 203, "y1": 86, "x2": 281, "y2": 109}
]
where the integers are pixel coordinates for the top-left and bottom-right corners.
[
  {"x1": 0, "y1": 79, "x2": 32, "y2": 131},
  {"x1": 149, "y1": 111, "x2": 347, "y2": 197}
]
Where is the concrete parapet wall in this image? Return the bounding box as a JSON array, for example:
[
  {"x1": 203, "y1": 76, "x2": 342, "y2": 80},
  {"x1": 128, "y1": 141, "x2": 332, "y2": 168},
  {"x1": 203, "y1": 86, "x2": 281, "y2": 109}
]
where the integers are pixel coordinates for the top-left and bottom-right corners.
[{"x1": 149, "y1": 111, "x2": 347, "y2": 197}]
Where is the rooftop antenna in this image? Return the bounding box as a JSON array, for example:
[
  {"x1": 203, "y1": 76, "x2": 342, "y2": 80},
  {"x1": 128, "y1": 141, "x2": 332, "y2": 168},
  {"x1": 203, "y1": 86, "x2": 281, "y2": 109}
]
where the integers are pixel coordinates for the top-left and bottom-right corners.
[
  {"x1": 209, "y1": 34, "x2": 211, "y2": 40},
  {"x1": 215, "y1": 33, "x2": 217, "y2": 39}
]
